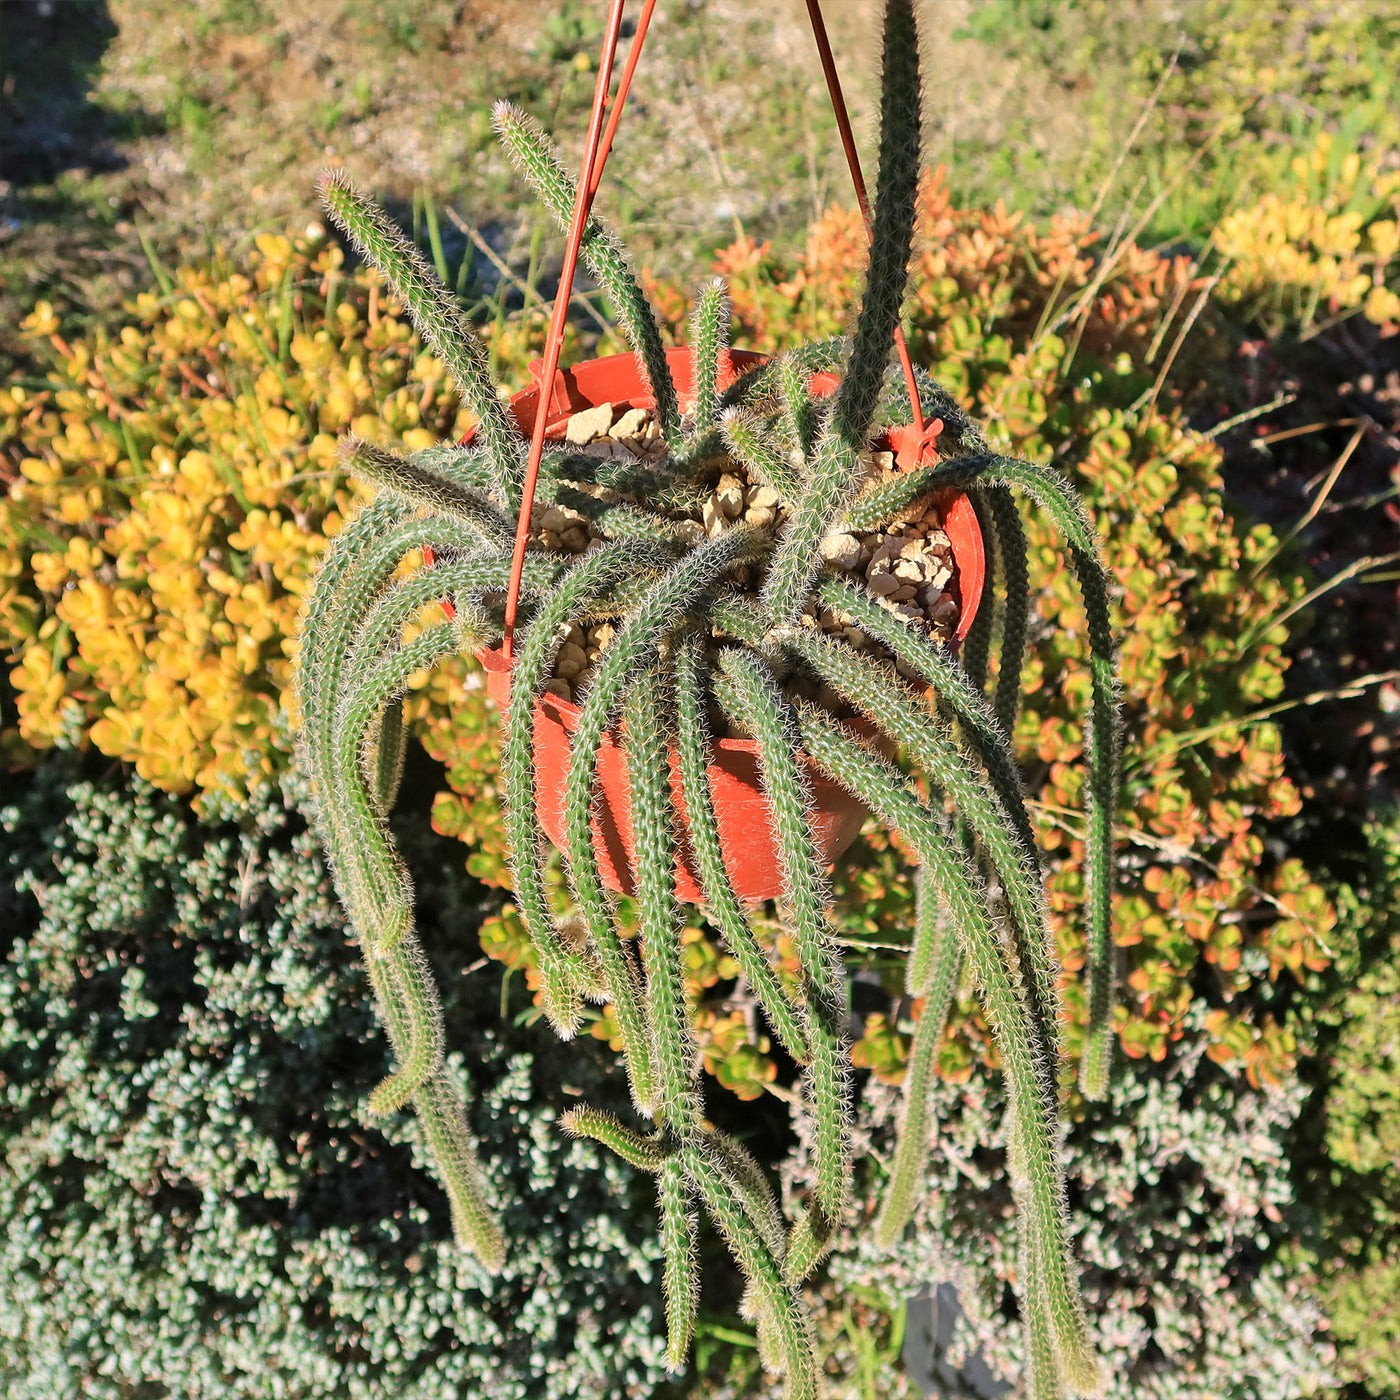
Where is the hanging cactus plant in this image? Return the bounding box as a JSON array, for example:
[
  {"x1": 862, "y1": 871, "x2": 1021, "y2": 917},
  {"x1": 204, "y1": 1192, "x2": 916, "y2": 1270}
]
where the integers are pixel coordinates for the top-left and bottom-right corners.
[{"x1": 296, "y1": 3, "x2": 1119, "y2": 1395}]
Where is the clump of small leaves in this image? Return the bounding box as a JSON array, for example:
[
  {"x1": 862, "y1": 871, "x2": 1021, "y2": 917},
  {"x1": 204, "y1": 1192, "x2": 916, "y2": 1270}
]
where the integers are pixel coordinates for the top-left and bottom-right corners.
[{"x1": 296, "y1": 4, "x2": 1119, "y2": 1396}]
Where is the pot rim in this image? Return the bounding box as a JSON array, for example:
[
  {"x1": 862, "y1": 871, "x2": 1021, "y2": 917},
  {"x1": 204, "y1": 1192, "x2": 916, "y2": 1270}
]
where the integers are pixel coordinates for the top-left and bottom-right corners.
[{"x1": 466, "y1": 343, "x2": 985, "y2": 748}]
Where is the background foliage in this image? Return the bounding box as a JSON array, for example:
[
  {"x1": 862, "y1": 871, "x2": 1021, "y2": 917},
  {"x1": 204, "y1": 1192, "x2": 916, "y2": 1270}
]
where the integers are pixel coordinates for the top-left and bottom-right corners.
[
  {"x1": 0, "y1": 764, "x2": 671, "y2": 1399},
  {"x1": 3, "y1": 1, "x2": 1399, "y2": 1394}
]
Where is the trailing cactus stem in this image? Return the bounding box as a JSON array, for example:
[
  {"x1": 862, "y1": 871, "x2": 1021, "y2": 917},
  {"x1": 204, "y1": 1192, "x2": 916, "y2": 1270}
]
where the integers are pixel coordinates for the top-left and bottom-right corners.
[
  {"x1": 777, "y1": 353, "x2": 816, "y2": 458},
  {"x1": 713, "y1": 652, "x2": 851, "y2": 1226},
  {"x1": 337, "y1": 436, "x2": 512, "y2": 547},
  {"x1": 316, "y1": 168, "x2": 521, "y2": 504},
  {"x1": 558, "y1": 529, "x2": 768, "y2": 1113},
  {"x1": 1024, "y1": 1229, "x2": 1071, "y2": 1400},
  {"x1": 763, "y1": 0, "x2": 922, "y2": 626},
  {"x1": 839, "y1": 448, "x2": 1121, "y2": 1097},
  {"x1": 762, "y1": 409, "x2": 865, "y2": 628},
  {"x1": 503, "y1": 540, "x2": 674, "y2": 1035},
  {"x1": 689, "y1": 276, "x2": 730, "y2": 436},
  {"x1": 781, "y1": 625, "x2": 1061, "y2": 1096},
  {"x1": 988, "y1": 484, "x2": 1030, "y2": 734},
  {"x1": 720, "y1": 406, "x2": 804, "y2": 500},
  {"x1": 559, "y1": 1105, "x2": 678, "y2": 1170},
  {"x1": 658, "y1": 1158, "x2": 700, "y2": 1370},
  {"x1": 874, "y1": 866, "x2": 961, "y2": 1249},
  {"x1": 624, "y1": 667, "x2": 701, "y2": 1130},
  {"x1": 684, "y1": 1141, "x2": 818, "y2": 1400},
  {"x1": 671, "y1": 634, "x2": 813, "y2": 1062},
  {"x1": 789, "y1": 703, "x2": 1099, "y2": 1395},
  {"x1": 413, "y1": 1070, "x2": 507, "y2": 1273},
  {"x1": 782, "y1": 1203, "x2": 834, "y2": 1288},
  {"x1": 813, "y1": 577, "x2": 1039, "y2": 865},
  {"x1": 830, "y1": 0, "x2": 921, "y2": 451},
  {"x1": 324, "y1": 624, "x2": 462, "y2": 955},
  {"x1": 363, "y1": 941, "x2": 444, "y2": 1116},
  {"x1": 708, "y1": 1129, "x2": 789, "y2": 1265},
  {"x1": 491, "y1": 100, "x2": 679, "y2": 438},
  {"x1": 363, "y1": 695, "x2": 407, "y2": 814}
]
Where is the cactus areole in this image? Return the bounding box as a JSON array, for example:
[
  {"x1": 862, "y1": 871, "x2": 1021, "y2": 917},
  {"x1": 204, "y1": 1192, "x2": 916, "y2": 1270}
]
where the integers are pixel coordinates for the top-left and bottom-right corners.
[{"x1": 467, "y1": 344, "x2": 987, "y2": 903}]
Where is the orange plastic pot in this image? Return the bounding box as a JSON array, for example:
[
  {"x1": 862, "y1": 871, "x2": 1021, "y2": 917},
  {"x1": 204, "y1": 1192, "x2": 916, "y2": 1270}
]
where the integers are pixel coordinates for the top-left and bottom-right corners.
[{"x1": 468, "y1": 346, "x2": 985, "y2": 904}]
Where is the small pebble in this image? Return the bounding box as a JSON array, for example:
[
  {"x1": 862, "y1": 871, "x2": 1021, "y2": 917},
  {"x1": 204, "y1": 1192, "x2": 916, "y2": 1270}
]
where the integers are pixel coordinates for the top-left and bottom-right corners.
[
  {"x1": 716, "y1": 473, "x2": 746, "y2": 519},
  {"x1": 610, "y1": 407, "x2": 649, "y2": 440},
  {"x1": 566, "y1": 402, "x2": 614, "y2": 444},
  {"x1": 545, "y1": 678, "x2": 574, "y2": 701},
  {"x1": 819, "y1": 532, "x2": 862, "y2": 569},
  {"x1": 556, "y1": 643, "x2": 588, "y2": 679}
]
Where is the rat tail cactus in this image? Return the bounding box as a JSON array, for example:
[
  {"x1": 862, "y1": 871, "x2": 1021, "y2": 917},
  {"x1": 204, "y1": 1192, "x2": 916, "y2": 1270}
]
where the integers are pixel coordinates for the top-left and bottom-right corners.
[{"x1": 296, "y1": 2, "x2": 1120, "y2": 1394}]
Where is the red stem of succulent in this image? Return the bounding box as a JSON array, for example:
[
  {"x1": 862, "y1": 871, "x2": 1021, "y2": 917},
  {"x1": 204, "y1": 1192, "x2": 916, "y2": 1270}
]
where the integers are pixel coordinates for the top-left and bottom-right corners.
[{"x1": 805, "y1": 0, "x2": 925, "y2": 439}]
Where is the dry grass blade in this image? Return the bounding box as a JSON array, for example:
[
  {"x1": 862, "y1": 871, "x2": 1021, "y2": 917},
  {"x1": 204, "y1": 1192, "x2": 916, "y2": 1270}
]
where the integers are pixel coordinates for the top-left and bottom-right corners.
[
  {"x1": 1029, "y1": 45, "x2": 1181, "y2": 351},
  {"x1": 1047, "y1": 99, "x2": 1256, "y2": 369},
  {"x1": 443, "y1": 205, "x2": 611, "y2": 332},
  {"x1": 1129, "y1": 668, "x2": 1400, "y2": 767},
  {"x1": 1247, "y1": 420, "x2": 1370, "y2": 579},
  {"x1": 1203, "y1": 392, "x2": 1297, "y2": 440},
  {"x1": 1136, "y1": 253, "x2": 1234, "y2": 417},
  {"x1": 1235, "y1": 552, "x2": 1400, "y2": 656},
  {"x1": 1253, "y1": 416, "x2": 1364, "y2": 447}
]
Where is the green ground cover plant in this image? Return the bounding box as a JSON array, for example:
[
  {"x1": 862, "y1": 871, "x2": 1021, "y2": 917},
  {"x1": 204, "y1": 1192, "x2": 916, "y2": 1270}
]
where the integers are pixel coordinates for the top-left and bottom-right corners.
[
  {"x1": 0, "y1": 763, "x2": 672, "y2": 1399},
  {"x1": 1305, "y1": 813, "x2": 1400, "y2": 1395}
]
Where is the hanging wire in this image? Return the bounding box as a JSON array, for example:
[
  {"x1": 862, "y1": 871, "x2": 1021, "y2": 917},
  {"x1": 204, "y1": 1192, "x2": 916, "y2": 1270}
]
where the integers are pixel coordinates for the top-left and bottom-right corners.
[
  {"x1": 591, "y1": 0, "x2": 658, "y2": 200},
  {"x1": 499, "y1": 0, "x2": 927, "y2": 655},
  {"x1": 502, "y1": 0, "x2": 654, "y2": 656},
  {"x1": 805, "y1": 0, "x2": 932, "y2": 463}
]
